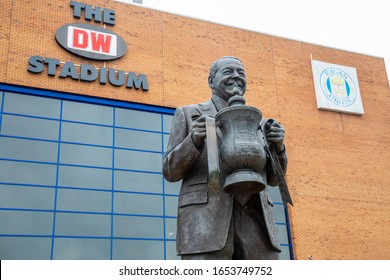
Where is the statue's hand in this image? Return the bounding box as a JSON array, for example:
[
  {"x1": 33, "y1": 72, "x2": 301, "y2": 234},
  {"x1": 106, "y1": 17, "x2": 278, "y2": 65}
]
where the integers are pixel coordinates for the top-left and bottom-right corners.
[
  {"x1": 265, "y1": 120, "x2": 285, "y2": 153},
  {"x1": 191, "y1": 115, "x2": 206, "y2": 149}
]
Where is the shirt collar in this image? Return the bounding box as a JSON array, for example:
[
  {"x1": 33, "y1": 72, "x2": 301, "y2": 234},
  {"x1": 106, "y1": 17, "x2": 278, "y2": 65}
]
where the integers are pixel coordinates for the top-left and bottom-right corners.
[{"x1": 211, "y1": 94, "x2": 229, "y2": 112}]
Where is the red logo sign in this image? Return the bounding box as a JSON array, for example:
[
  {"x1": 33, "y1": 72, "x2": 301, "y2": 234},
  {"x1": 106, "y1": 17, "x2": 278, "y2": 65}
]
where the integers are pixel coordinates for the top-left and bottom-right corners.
[
  {"x1": 56, "y1": 23, "x2": 127, "y2": 60},
  {"x1": 68, "y1": 26, "x2": 116, "y2": 56}
]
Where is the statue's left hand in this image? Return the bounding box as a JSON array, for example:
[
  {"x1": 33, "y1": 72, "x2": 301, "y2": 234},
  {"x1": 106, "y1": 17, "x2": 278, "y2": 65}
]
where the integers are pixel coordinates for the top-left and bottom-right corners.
[{"x1": 265, "y1": 120, "x2": 285, "y2": 153}]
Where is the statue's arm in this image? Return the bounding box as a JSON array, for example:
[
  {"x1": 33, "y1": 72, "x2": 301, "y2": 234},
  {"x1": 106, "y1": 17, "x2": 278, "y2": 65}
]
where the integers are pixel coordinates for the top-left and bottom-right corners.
[
  {"x1": 259, "y1": 118, "x2": 287, "y2": 186},
  {"x1": 163, "y1": 107, "x2": 201, "y2": 182},
  {"x1": 266, "y1": 148, "x2": 287, "y2": 186}
]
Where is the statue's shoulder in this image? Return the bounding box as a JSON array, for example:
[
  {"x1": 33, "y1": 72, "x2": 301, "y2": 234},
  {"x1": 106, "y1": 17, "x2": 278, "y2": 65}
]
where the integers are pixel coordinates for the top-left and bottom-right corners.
[
  {"x1": 177, "y1": 100, "x2": 211, "y2": 116},
  {"x1": 180, "y1": 103, "x2": 200, "y2": 110},
  {"x1": 179, "y1": 103, "x2": 200, "y2": 115},
  {"x1": 180, "y1": 100, "x2": 211, "y2": 109}
]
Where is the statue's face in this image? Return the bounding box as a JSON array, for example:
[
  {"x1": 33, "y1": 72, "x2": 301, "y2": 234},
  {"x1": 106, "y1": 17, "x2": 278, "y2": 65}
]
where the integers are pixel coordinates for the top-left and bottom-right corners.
[{"x1": 211, "y1": 58, "x2": 247, "y2": 101}]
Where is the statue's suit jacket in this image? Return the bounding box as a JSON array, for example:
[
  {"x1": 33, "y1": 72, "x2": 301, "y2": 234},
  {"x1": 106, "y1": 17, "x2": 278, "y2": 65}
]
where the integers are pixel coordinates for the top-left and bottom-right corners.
[{"x1": 163, "y1": 99, "x2": 287, "y2": 255}]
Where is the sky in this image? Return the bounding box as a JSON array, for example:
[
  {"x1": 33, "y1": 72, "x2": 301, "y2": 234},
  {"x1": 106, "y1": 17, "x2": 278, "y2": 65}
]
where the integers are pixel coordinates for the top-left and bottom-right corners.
[{"x1": 117, "y1": 0, "x2": 390, "y2": 81}]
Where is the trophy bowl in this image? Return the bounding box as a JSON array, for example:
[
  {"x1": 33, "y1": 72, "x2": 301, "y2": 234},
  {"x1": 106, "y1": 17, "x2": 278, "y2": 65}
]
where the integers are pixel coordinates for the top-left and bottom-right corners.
[{"x1": 215, "y1": 95, "x2": 267, "y2": 194}]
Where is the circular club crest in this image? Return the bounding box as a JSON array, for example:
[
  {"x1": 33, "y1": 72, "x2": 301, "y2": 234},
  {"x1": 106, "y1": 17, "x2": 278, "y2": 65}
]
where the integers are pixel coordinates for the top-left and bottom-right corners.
[{"x1": 319, "y1": 67, "x2": 357, "y2": 107}]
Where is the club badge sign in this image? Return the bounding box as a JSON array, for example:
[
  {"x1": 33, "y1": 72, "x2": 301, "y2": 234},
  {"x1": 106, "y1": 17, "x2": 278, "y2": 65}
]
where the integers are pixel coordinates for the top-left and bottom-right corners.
[
  {"x1": 311, "y1": 60, "x2": 364, "y2": 115},
  {"x1": 28, "y1": 1, "x2": 148, "y2": 91}
]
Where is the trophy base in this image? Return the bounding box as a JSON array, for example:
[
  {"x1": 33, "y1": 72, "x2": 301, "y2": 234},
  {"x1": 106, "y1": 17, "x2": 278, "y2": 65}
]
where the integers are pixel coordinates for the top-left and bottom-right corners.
[{"x1": 223, "y1": 170, "x2": 266, "y2": 195}]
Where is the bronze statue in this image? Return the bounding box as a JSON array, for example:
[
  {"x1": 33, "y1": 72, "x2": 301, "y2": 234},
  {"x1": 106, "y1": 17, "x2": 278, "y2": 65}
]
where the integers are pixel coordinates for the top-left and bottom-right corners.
[{"x1": 163, "y1": 56, "x2": 288, "y2": 260}]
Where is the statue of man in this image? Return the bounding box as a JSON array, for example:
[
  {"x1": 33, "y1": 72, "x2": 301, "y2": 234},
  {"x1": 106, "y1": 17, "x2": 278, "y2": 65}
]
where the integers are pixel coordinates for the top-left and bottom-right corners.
[{"x1": 163, "y1": 56, "x2": 287, "y2": 260}]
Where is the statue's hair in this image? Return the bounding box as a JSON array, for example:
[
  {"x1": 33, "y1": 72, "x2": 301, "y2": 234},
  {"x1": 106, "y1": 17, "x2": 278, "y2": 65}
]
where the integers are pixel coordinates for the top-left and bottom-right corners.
[{"x1": 209, "y1": 56, "x2": 243, "y2": 79}]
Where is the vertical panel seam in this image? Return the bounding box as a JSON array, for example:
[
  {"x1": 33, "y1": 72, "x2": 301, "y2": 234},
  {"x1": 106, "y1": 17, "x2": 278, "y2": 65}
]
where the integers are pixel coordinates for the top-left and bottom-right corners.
[{"x1": 50, "y1": 99, "x2": 63, "y2": 260}]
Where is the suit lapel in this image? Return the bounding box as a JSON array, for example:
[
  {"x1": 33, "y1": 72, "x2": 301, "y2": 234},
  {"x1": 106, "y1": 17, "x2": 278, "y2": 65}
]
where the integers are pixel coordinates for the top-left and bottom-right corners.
[{"x1": 198, "y1": 100, "x2": 222, "y2": 142}]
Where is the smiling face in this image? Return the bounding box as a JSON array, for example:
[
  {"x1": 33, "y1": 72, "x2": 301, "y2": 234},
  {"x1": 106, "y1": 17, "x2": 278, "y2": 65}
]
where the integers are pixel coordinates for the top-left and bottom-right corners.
[{"x1": 209, "y1": 57, "x2": 247, "y2": 101}]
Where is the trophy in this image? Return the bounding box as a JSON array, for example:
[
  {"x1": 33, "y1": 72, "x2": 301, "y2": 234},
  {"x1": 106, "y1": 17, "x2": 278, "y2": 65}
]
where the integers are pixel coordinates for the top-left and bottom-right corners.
[{"x1": 206, "y1": 95, "x2": 267, "y2": 195}]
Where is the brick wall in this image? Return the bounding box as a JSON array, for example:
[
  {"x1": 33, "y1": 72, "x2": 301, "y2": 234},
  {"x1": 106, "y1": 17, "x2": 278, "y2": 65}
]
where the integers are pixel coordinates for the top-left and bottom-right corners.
[{"x1": 1, "y1": 0, "x2": 389, "y2": 259}]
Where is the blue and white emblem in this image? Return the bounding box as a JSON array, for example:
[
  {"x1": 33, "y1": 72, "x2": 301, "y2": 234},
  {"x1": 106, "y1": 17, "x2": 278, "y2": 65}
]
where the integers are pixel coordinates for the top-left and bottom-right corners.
[
  {"x1": 311, "y1": 60, "x2": 364, "y2": 115},
  {"x1": 320, "y1": 67, "x2": 357, "y2": 107}
]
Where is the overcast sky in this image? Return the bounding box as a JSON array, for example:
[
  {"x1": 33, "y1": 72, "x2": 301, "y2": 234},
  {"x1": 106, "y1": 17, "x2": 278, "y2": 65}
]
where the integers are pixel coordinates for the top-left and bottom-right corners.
[{"x1": 117, "y1": 0, "x2": 390, "y2": 80}]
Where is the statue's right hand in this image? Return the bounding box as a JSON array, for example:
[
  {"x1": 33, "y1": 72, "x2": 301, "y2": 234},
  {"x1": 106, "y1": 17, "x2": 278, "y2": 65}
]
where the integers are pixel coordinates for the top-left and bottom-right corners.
[{"x1": 191, "y1": 115, "x2": 206, "y2": 149}]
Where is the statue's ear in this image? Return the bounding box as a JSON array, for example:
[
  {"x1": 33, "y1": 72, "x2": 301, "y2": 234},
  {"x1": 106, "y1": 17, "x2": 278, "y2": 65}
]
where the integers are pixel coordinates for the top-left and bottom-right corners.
[{"x1": 208, "y1": 75, "x2": 214, "y2": 89}]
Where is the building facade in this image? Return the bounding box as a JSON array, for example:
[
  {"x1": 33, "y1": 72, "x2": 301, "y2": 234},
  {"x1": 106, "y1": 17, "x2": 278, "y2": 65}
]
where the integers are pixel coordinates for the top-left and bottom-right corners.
[{"x1": 0, "y1": 0, "x2": 389, "y2": 259}]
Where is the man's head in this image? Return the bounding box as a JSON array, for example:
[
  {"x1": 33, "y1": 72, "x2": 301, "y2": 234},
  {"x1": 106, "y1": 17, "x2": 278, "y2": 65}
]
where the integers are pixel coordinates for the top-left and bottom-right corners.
[{"x1": 208, "y1": 56, "x2": 247, "y2": 101}]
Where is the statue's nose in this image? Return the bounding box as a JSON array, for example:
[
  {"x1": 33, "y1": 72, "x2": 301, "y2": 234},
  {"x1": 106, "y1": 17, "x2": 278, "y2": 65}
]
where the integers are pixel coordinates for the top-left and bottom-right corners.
[{"x1": 231, "y1": 70, "x2": 240, "y2": 79}]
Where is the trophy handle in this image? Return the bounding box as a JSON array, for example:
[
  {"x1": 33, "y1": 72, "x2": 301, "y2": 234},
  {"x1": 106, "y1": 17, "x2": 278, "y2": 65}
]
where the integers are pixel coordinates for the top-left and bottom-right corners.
[{"x1": 205, "y1": 115, "x2": 220, "y2": 190}]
